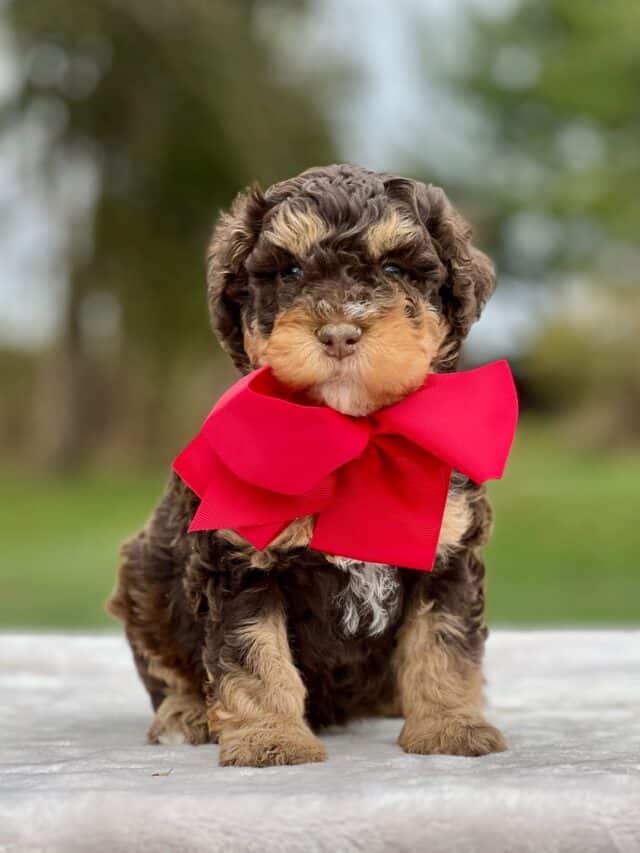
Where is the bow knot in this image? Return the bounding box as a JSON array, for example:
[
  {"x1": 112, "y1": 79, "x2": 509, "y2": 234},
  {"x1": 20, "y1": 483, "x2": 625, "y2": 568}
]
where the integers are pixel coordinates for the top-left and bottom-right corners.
[{"x1": 173, "y1": 361, "x2": 518, "y2": 571}]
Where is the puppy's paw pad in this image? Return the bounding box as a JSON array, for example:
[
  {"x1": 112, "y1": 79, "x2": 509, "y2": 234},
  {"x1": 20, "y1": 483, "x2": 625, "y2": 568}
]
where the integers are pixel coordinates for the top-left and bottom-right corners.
[
  {"x1": 219, "y1": 723, "x2": 327, "y2": 767},
  {"x1": 399, "y1": 717, "x2": 507, "y2": 757}
]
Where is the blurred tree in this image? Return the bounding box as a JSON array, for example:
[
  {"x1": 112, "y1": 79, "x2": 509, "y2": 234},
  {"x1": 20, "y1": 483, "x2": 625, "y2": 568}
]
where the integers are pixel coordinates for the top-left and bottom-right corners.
[
  {"x1": 522, "y1": 284, "x2": 640, "y2": 446},
  {"x1": 2, "y1": 0, "x2": 338, "y2": 469},
  {"x1": 445, "y1": 0, "x2": 640, "y2": 280}
]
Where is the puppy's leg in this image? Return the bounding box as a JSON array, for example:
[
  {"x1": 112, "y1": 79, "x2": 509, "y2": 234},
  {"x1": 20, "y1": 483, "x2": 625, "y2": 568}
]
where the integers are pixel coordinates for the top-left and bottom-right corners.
[
  {"x1": 145, "y1": 658, "x2": 209, "y2": 746},
  {"x1": 205, "y1": 581, "x2": 326, "y2": 768},
  {"x1": 394, "y1": 553, "x2": 506, "y2": 757},
  {"x1": 126, "y1": 639, "x2": 209, "y2": 745},
  {"x1": 108, "y1": 501, "x2": 209, "y2": 746}
]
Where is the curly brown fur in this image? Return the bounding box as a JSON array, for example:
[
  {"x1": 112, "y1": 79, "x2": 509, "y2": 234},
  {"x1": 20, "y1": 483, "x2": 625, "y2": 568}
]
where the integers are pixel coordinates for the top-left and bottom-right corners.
[{"x1": 108, "y1": 164, "x2": 504, "y2": 765}]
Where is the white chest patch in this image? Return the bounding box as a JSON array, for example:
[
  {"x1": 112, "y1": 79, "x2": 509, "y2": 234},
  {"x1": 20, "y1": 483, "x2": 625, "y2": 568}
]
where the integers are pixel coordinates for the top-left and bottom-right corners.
[{"x1": 328, "y1": 557, "x2": 402, "y2": 637}]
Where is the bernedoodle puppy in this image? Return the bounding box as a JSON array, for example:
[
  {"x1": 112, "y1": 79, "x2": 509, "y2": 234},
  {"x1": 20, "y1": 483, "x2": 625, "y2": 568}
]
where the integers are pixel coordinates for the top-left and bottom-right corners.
[{"x1": 108, "y1": 163, "x2": 507, "y2": 766}]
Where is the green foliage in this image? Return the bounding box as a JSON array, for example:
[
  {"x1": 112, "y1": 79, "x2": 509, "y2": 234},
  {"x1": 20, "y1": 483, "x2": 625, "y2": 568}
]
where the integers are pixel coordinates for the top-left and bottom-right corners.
[
  {"x1": 2, "y1": 420, "x2": 639, "y2": 628},
  {"x1": 450, "y1": 0, "x2": 640, "y2": 274},
  {"x1": 521, "y1": 285, "x2": 640, "y2": 446}
]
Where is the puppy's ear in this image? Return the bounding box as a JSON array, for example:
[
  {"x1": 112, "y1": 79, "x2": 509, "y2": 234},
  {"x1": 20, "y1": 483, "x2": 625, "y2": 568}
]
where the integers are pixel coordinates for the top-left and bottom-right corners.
[
  {"x1": 416, "y1": 184, "x2": 496, "y2": 337},
  {"x1": 207, "y1": 183, "x2": 268, "y2": 371}
]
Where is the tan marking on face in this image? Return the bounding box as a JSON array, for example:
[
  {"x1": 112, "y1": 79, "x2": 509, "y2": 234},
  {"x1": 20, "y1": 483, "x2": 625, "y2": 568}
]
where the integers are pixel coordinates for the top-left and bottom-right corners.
[
  {"x1": 262, "y1": 303, "x2": 336, "y2": 387},
  {"x1": 315, "y1": 304, "x2": 446, "y2": 414},
  {"x1": 264, "y1": 206, "x2": 330, "y2": 258},
  {"x1": 366, "y1": 209, "x2": 423, "y2": 260},
  {"x1": 264, "y1": 298, "x2": 447, "y2": 415}
]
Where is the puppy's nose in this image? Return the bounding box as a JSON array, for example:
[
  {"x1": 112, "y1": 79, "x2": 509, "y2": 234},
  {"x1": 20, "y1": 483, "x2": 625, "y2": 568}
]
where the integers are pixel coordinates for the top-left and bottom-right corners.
[{"x1": 316, "y1": 323, "x2": 362, "y2": 359}]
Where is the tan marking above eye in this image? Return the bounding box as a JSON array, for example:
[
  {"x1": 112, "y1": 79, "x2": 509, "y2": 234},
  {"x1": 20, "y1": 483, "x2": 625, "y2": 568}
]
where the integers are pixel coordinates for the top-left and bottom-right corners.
[
  {"x1": 264, "y1": 206, "x2": 330, "y2": 258},
  {"x1": 367, "y1": 209, "x2": 422, "y2": 260}
]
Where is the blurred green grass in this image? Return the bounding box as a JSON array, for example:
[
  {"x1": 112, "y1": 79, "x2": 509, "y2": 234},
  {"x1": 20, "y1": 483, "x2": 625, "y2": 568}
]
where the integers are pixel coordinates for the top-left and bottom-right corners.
[
  {"x1": 1, "y1": 419, "x2": 639, "y2": 628},
  {"x1": 485, "y1": 420, "x2": 640, "y2": 624},
  {"x1": 1, "y1": 466, "x2": 167, "y2": 629}
]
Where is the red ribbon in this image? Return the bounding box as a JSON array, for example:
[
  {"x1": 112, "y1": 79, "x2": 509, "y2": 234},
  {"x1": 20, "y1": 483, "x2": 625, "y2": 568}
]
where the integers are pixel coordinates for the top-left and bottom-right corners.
[{"x1": 173, "y1": 361, "x2": 518, "y2": 571}]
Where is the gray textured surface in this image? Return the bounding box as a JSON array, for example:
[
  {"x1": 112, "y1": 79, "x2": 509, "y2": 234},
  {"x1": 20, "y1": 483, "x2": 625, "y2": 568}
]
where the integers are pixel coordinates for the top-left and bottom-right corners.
[{"x1": 1, "y1": 631, "x2": 639, "y2": 852}]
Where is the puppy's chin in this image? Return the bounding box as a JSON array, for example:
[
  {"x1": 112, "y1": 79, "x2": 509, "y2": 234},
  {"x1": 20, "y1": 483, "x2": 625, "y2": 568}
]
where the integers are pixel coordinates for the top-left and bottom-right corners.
[
  {"x1": 303, "y1": 356, "x2": 428, "y2": 416},
  {"x1": 257, "y1": 302, "x2": 447, "y2": 417}
]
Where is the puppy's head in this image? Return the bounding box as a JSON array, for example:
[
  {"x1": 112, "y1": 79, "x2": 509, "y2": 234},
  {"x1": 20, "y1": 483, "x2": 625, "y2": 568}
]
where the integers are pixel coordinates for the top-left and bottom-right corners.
[{"x1": 207, "y1": 164, "x2": 494, "y2": 415}]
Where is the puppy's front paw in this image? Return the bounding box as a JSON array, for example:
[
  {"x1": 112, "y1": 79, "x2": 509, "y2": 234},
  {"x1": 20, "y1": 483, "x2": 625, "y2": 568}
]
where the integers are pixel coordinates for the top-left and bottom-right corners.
[
  {"x1": 399, "y1": 715, "x2": 507, "y2": 757},
  {"x1": 147, "y1": 693, "x2": 210, "y2": 745},
  {"x1": 218, "y1": 717, "x2": 327, "y2": 767}
]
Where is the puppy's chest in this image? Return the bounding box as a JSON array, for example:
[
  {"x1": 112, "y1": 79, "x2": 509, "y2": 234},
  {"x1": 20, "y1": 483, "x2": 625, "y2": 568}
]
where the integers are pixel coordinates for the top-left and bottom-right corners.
[
  {"x1": 216, "y1": 522, "x2": 403, "y2": 638},
  {"x1": 326, "y1": 556, "x2": 402, "y2": 638},
  {"x1": 216, "y1": 486, "x2": 472, "y2": 637}
]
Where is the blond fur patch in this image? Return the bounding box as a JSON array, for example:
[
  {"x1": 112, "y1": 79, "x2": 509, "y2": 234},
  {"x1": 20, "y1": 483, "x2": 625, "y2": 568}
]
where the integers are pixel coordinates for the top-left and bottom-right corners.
[
  {"x1": 394, "y1": 601, "x2": 482, "y2": 715},
  {"x1": 209, "y1": 603, "x2": 325, "y2": 766},
  {"x1": 148, "y1": 692, "x2": 209, "y2": 745},
  {"x1": 437, "y1": 489, "x2": 472, "y2": 556},
  {"x1": 265, "y1": 206, "x2": 330, "y2": 258},
  {"x1": 145, "y1": 656, "x2": 209, "y2": 745},
  {"x1": 216, "y1": 517, "x2": 314, "y2": 569},
  {"x1": 146, "y1": 657, "x2": 192, "y2": 693},
  {"x1": 268, "y1": 516, "x2": 315, "y2": 551},
  {"x1": 217, "y1": 714, "x2": 327, "y2": 767},
  {"x1": 209, "y1": 605, "x2": 307, "y2": 731},
  {"x1": 393, "y1": 599, "x2": 507, "y2": 756},
  {"x1": 366, "y1": 209, "x2": 423, "y2": 259},
  {"x1": 398, "y1": 714, "x2": 507, "y2": 756}
]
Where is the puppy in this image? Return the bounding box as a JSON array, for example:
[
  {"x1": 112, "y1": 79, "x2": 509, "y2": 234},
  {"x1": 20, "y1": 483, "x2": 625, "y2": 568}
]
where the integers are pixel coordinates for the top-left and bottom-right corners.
[{"x1": 108, "y1": 164, "x2": 506, "y2": 766}]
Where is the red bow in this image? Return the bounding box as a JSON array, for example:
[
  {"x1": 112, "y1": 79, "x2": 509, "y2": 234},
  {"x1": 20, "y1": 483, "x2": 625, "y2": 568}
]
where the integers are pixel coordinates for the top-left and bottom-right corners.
[{"x1": 173, "y1": 361, "x2": 518, "y2": 571}]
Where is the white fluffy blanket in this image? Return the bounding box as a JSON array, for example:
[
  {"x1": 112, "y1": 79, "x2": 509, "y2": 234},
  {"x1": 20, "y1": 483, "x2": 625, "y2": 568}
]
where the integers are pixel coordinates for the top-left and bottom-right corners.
[{"x1": 1, "y1": 631, "x2": 639, "y2": 853}]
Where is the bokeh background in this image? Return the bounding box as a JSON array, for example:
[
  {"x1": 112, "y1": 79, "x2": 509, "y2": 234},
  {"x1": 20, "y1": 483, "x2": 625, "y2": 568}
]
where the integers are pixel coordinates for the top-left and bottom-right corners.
[{"x1": 1, "y1": 0, "x2": 638, "y2": 629}]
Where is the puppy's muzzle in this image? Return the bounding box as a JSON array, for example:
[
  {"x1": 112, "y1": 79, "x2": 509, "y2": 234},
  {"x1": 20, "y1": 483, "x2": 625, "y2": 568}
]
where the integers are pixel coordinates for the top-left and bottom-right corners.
[{"x1": 316, "y1": 323, "x2": 362, "y2": 360}]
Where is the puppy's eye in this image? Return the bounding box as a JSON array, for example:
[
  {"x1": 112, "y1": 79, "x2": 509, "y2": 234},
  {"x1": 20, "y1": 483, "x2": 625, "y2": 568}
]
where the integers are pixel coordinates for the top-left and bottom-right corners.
[
  {"x1": 382, "y1": 262, "x2": 408, "y2": 278},
  {"x1": 281, "y1": 265, "x2": 304, "y2": 280}
]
